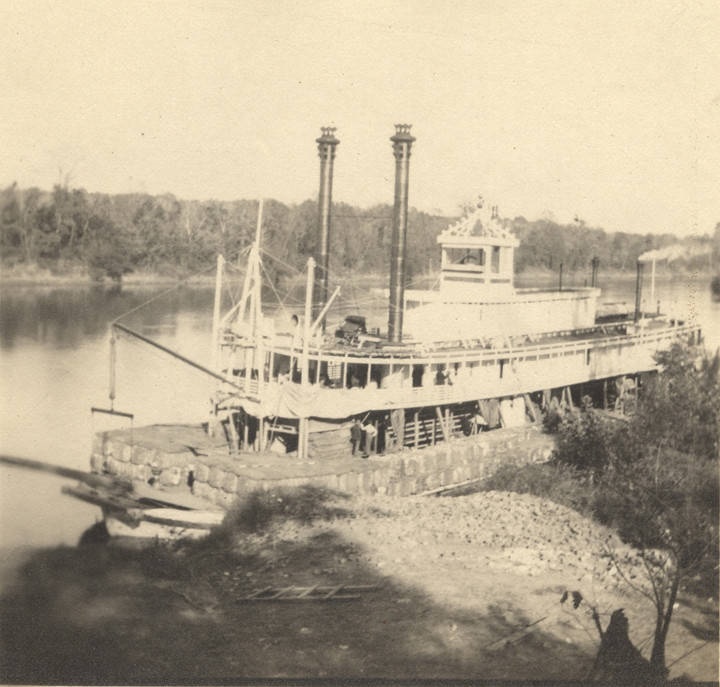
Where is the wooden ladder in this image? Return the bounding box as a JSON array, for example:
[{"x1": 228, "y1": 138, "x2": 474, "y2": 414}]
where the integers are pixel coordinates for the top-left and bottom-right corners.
[{"x1": 239, "y1": 584, "x2": 377, "y2": 602}]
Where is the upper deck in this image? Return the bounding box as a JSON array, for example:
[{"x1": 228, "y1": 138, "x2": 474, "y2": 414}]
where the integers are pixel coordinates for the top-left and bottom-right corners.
[{"x1": 219, "y1": 316, "x2": 700, "y2": 420}]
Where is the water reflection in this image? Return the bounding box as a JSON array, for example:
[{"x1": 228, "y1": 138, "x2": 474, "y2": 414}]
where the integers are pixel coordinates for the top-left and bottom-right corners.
[{"x1": 0, "y1": 285, "x2": 217, "y2": 349}]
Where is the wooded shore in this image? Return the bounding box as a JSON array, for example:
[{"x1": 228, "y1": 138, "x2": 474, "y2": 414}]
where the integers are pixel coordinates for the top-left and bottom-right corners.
[{"x1": 2, "y1": 185, "x2": 717, "y2": 285}]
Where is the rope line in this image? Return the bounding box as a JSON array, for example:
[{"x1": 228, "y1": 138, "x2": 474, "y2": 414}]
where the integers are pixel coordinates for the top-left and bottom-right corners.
[
  {"x1": 259, "y1": 259, "x2": 294, "y2": 321},
  {"x1": 259, "y1": 247, "x2": 304, "y2": 277},
  {"x1": 111, "y1": 262, "x2": 218, "y2": 325}
]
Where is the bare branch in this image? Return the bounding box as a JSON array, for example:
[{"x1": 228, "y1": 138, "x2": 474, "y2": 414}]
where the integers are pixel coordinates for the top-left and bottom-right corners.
[
  {"x1": 601, "y1": 542, "x2": 656, "y2": 605},
  {"x1": 666, "y1": 641, "x2": 713, "y2": 670}
]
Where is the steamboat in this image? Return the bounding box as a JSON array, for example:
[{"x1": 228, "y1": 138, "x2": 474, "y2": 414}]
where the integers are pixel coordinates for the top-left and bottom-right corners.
[
  {"x1": 109, "y1": 125, "x2": 700, "y2": 463},
  {"x1": 2, "y1": 125, "x2": 701, "y2": 540}
]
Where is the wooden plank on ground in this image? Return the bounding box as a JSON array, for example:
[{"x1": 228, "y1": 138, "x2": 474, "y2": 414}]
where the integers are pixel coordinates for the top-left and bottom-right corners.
[
  {"x1": 297, "y1": 585, "x2": 320, "y2": 598},
  {"x1": 417, "y1": 477, "x2": 485, "y2": 497}
]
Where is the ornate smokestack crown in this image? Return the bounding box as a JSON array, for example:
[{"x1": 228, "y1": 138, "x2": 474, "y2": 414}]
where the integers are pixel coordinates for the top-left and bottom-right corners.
[
  {"x1": 391, "y1": 124, "x2": 415, "y2": 160},
  {"x1": 391, "y1": 123, "x2": 415, "y2": 141},
  {"x1": 317, "y1": 126, "x2": 339, "y2": 160},
  {"x1": 317, "y1": 126, "x2": 339, "y2": 144}
]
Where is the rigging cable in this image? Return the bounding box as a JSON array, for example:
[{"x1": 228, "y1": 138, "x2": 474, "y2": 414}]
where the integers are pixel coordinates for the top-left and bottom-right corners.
[
  {"x1": 259, "y1": 262, "x2": 297, "y2": 320},
  {"x1": 104, "y1": 260, "x2": 227, "y2": 422},
  {"x1": 111, "y1": 262, "x2": 218, "y2": 326},
  {"x1": 258, "y1": 247, "x2": 304, "y2": 278}
]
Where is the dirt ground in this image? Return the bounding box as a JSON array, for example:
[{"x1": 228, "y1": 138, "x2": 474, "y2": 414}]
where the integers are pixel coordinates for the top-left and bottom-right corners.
[{"x1": 0, "y1": 489, "x2": 717, "y2": 684}]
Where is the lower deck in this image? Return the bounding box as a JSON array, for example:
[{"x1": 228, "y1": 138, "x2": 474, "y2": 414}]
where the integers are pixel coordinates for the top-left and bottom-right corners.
[{"x1": 219, "y1": 373, "x2": 638, "y2": 460}]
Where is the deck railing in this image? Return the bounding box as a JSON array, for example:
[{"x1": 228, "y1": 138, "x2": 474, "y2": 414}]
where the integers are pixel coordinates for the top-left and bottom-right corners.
[
  {"x1": 267, "y1": 321, "x2": 699, "y2": 367},
  {"x1": 219, "y1": 322, "x2": 700, "y2": 413}
]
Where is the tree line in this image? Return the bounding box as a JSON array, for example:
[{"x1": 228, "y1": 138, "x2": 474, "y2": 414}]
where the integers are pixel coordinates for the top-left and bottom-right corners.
[{"x1": 1, "y1": 183, "x2": 717, "y2": 282}]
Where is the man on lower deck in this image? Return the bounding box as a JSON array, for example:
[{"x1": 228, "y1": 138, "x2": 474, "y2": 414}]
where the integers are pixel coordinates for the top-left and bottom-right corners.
[
  {"x1": 362, "y1": 421, "x2": 377, "y2": 457},
  {"x1": 472, "y1": 408, "x2": 487, "y2": 434},
  {"x1": 350, "y1": 419, "x2": 362, "y2": 455}
]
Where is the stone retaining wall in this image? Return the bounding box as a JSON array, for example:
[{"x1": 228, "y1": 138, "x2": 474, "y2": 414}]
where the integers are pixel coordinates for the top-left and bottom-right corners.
[{"x1": 91, "y1": 426, "x2": 555, "y2": 509}]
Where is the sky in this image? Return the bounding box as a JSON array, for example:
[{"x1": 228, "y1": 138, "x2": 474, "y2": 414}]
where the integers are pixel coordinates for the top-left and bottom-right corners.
[{"x1": 2, "y1": 0, "x2": 719, "y2": 236}]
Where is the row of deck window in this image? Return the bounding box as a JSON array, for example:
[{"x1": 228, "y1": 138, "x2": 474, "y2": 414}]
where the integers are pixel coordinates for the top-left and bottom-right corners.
[{"x1": 229, "y1": 347, "x2": 597, "y2": 389}]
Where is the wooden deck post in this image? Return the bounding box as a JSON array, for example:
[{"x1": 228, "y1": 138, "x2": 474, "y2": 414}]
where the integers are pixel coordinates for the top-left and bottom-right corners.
[
  {"x1": 602, "y1": 379, "x2": 608, "y2": 410},
  {"x1": 523, "y1": 393, "x2": 538, "y2": 423},
  {"x1": 297, "y1": 418, "x2": 306, "y2": 459},
  {"x1": 226, "y1": 412, "x2": 239, "y2": 455},
  {"x1": 435, "y1": 406, "x2": 449, "y2": 443}
]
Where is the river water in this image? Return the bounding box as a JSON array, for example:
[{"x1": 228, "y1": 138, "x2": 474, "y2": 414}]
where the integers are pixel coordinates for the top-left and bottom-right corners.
[{"x1": 1, "y1": 272, "x2": 718, "y2": 551}]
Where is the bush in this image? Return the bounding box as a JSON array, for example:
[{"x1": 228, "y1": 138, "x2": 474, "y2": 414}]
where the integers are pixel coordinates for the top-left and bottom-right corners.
[
  {"x1": 542, "y1": 405, "x2": 563, "y2": 433},
  {"x1": 554, "y1": 397, "x2": 617, "y2": 474}
]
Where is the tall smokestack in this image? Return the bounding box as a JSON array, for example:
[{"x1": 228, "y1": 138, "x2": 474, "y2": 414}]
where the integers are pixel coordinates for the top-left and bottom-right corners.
[
  {"x1": 388, "y1": 124, "x2": 415, "y2": 343},
  {"x1": 315, "y1": 126, "x2": 339, "y2": 329},
  {"x1": 591, "y1": 256, "x2": 600, "y2": 288},
  {"x1": 634, "y1": 260, "x2": 644, "y2": 322}
]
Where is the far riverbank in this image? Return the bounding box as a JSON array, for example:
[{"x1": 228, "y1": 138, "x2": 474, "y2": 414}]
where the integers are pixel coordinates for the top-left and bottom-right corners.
[
  {"x1": 0, "y1": 262, "x2": 216, "y2": 287},
  {"x1": 2, "y1": 259, "x2": 714, "y2": 288}
]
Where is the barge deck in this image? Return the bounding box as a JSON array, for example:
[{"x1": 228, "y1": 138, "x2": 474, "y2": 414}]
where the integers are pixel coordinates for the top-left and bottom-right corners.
[{"x1": 91, "y1": 422, "x2": 556, "y2": 508}]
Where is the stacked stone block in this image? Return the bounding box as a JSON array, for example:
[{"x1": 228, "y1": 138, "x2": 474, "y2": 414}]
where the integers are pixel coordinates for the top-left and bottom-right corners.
[{"x1": 92, "y1": 425, "x2": 556, "y2": 509}]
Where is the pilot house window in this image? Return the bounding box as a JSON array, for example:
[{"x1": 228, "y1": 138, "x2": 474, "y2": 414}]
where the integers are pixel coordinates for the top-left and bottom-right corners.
[{"x1": 446, "y1": 247, "x2": 485, "y2": 268}]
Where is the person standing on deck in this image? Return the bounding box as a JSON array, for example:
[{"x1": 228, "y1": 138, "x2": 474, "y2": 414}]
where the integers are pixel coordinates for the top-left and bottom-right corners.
[
  {"x1": 472, "y1": 407, "x2": 487, "y2": 434},
  {"x1": 350, "y1": 419, "x2": 362, "y2": 455},
  {"x1": 435, "y1": 365, "x2": 452, "y2": 385},
  {"x1": 362, "y1": 420, "x2": 377, "y2": 457}
]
